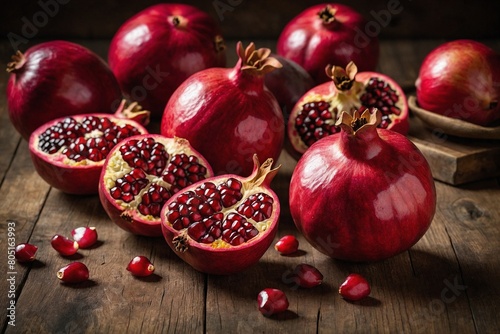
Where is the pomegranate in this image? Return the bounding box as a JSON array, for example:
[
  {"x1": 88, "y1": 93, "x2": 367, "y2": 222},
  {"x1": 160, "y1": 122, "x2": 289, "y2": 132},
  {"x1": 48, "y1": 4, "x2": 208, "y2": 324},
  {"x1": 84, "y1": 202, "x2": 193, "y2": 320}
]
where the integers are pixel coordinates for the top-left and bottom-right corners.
[
  {"x1": 339, "y1": 273, "x2": 371, "y2": 301},
  {"x1": 277, "y1": 3, "x2": 379, "y2": 83},
  {"x1": 51, "y1": 234, "x2": 79, "y2": 256},
  {"x1": 127, "y1": 256, "x2": 155, "y2": 277},
  {"x1": 416, "y1": 39, "x2": 500, "y2": 126},
  {"x1": 288, "y1": 61, "x2": 409, "y2": 156},
  {"x1": 15, "y1": 243, "x2": 38, "y2": 263},
  {"x1": 274, "y1": 235, "x2": 299, "y2": 255},
  {"x1": 108, "y1": 3, "x2": 226, "y2": 118},
  {"x1": 264, "y1": 54, "x2": 315, "y2": 119},
  {"x1": 289, "y1": 109, "x2": 436, "y2": 262},
  {"x1": 99, "y1": 134, "x2": 213, "y2": 237},
  {"x1": 57, "y1": 262, "x2": 89, "y2": 283},
  {"x1": 257, "y1": 288, "x2": 289, "y2": 316},
  {"x1": 28, "y1": 100, "x2": 149, "y2": 195},
  {"x1": 161, "y1": 42, "x2": 284, "y2": 176},
  {"x1": 6, "y1": 40, "x2": 123, "y2": 140},
  {"x1": 161, "y1": 155, "x2": 280, "y2": 275},
  {"x1": 71, "y1": 227, "x2": 98, "y2": 249}
]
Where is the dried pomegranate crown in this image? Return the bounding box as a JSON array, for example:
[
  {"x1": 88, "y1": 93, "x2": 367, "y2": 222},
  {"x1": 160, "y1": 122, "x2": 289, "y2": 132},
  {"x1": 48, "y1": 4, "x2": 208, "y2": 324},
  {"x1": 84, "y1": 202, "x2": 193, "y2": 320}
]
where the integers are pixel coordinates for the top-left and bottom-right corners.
[
  {"x1": 236, "y1": 42, "x2": 282, "y2": 75},
  {"x1": 336, "y1": 108, "x2": 382, "y2": 135}
]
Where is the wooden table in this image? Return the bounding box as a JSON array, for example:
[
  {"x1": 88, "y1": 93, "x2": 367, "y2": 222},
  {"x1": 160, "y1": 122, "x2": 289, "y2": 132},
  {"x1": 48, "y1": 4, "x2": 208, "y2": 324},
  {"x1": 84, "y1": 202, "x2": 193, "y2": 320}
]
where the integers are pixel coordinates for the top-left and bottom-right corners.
[{"x1": 1, "y1": 39, "x2": 499, "y2": 333}]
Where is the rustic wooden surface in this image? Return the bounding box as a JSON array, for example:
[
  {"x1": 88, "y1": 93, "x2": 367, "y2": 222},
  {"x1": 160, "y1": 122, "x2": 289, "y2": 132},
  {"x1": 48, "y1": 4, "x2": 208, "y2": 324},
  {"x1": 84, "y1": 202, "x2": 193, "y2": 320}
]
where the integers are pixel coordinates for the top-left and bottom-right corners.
[{"x1": 1, "y1": 39, "x2": 500, "y2": 333}]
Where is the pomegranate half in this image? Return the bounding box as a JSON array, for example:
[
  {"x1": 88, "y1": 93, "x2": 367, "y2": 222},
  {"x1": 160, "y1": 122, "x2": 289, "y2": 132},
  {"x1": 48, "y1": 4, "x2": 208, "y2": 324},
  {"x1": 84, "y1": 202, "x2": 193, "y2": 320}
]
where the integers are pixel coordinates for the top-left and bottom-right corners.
[
  {"x1": 289, "y1": 109, "x2": 436, "y2": 262},
  {"x1": 99, "y1": 134, "x2": 213, "y2": 237},
  {"x1": 288, "y1": 61, "x2": 409, "y2": 156},
  {"x1": 161, "y1": 155, "x2": 280, "y2": 275},
  {"x1": 29, "y1": 100, "x2": 149, "y2": 195}
]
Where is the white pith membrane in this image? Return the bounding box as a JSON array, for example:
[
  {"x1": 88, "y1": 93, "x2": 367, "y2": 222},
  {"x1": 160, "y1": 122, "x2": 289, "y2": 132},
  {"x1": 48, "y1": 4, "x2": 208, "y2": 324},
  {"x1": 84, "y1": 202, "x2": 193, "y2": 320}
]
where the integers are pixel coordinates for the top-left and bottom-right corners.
[
  {"x1": 165, "y1": 157, "x2": 279, "y2": 250},
  {"x1": 102, "y1": 136, "x2": 211, "y2": 221}
]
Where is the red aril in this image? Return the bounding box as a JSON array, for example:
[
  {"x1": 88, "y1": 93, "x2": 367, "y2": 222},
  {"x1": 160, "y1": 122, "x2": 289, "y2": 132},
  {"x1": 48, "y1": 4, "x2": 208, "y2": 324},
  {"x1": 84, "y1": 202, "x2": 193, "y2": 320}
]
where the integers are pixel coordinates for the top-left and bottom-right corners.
[
  {"x1": 289, "y1": 109, "x2": 436, "y2": 262},
  {"x1": 257, "y1": 288, "x2": 289, "y2": 316},
  {"x1": 127, "y1": 256, "x2": 155, "y2": 277},
  {"x1": 161, "y1": 155, "x2": 280, "y2": 275},
  {"x1": 289, "y1": 263, "x2": 323, "y2": 288},
  {"x1": 277, "y1": 4, "x2": 379, "y2": 84},
  {"x1": 416, "y1": 39, "x2": 500, "y2": 126},
  {"x1": 108, "y1": 3, "x2": 226, "y2": 118},
  {"x1": 71, "y1": 227, "x2": 98, "y2": 249},
  {"x1": 51, "y1": 235, "x2": 79, "y2": 256},
  {"x1": 28, "y1": 100, "x2": 149, "y2": 195},
  {"x1": 339, "y1": 273, "x2": 371, "y2": 301},
  {"x1": 99, "y1": 134, "x2": 213, "y2": 237},
  {"x1": 15, "y1": 243, "x2": 38, "y2": 263},
  {"x1": 6, "y1": 40, "x2": 122, "y2": 140},
  {"x1": 57, "y1": 262, "x2": 89, "y2": 283},
  {"x1": 161, "y1": 42, "x2": 284, "y2": 176},
  {"x1": 288, "y1": 61, "x2": 409, "y2": 156},
  {"x1": 274, "y1": 235, "x2": 299, "y2": 255}
]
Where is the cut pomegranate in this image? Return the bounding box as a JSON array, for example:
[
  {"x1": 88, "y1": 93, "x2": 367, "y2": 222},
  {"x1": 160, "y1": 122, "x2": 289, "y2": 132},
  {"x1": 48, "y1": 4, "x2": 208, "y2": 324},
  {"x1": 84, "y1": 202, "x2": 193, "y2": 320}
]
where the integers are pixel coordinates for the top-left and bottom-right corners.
[
  {"x1": 51, "y1": 234, "x2": 79, "y2": 256},
  {"x1": 339, "y1": 273, "x2": 371, "y2": 301},
  {"x1": 257, "y1": 288, "x2": 289, "y2": 316},
  {"x1": 57, "y1": 262, "x2": 89, "y2": 283},
  {"x1": 99, "y1": 134, "x2": 214, "y2": 237},
  {"x1": 274, "y1": 235, "x2": 299, "y2": 255},
  {"x1": 71, "y1": 227, "x2": 98, "y2": 249},
  {"x1": 127, "y1": 256, "x2": 155, "y2": 277},
  {"x1": 288, "y1": 61, "x2": 409, "y2": 156},
  {"x1": 289, "y1": 263, "x2": 323, "y2": 288},
  {"x1": 161, "y1": 155, "x2": 281, "y2": 275},
  {"x1": 15, "y1": 243, "x2": 38, "y2": 263},
  {"x1": 29, "y1": 100, "x2": 150, "y2": 194}
]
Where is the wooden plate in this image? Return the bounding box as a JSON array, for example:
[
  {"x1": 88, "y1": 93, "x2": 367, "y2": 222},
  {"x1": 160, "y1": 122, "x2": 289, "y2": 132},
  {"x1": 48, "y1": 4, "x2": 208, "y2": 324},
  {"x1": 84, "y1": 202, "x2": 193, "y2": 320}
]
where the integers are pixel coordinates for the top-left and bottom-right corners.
[{"x1": 408, "y1": 96, "x2": 500, "y2": 140}]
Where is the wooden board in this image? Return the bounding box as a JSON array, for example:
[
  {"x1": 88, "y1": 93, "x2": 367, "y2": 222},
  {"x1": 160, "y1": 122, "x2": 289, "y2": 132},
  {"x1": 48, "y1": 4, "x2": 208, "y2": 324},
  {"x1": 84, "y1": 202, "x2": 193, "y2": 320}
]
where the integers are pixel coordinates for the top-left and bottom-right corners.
[{"x1": 408, "y1": 114, "x2": 500, "y2": 185}]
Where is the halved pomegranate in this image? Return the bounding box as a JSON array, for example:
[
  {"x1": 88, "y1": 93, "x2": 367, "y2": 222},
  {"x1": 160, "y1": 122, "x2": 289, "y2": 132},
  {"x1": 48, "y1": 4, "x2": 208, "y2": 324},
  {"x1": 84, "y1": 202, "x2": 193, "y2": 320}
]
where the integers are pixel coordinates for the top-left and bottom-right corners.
[
  {"x1": 161, "y1": 155, "x2": 280, "y2": 275},
  {"x1": 288, "y1": 61, "x2": 409, "y2": 156},
  {"x1": 99, "y1": 134, "x2": 213, "y2": 237},
  {"x1": 28, "y1": 100, "x2": 150, "y2": 194}
]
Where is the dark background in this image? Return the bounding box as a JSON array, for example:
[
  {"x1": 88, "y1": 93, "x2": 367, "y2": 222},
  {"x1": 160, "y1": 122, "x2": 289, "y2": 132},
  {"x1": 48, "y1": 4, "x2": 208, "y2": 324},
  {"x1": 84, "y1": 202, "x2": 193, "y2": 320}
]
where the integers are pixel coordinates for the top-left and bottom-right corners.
[{"x1": 1, "y1": 0, "x2": 500, "y2": 45}]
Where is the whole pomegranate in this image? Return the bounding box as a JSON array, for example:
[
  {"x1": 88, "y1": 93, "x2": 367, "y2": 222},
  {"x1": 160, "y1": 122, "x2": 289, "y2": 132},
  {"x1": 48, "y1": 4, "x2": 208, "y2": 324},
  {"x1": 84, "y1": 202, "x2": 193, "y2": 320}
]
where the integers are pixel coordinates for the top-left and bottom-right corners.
[
  {"x1": 161, "y1": 155, "x2": 280, "y2": 275},
  {"x1": 288, "y1": 61, "x2": 408, "y2": 156},
  {"x1": 277, "y1": 3, "x2": 379, "y2": 83},
  {"x1": 416, "y1": 39, "x2": 500, "y2": 126},
  {"x1": 289, "y1": 109, "x2": 436, "y2": 262},
  {"x1": 29, "y1": 100, "x2": 149, "y2": 195},
  {"x1": 108, "y1": 3, "x2": 226, "y2": 118},
  {"x1": 99, "y1": 134, "x2": 213, "y2": 237},
  {"x1": 161, "y1": 42, "x2": 284, "y2": 176},
  {"x1": 6, "y1": 40, "x2": 123, "y2": 140}
]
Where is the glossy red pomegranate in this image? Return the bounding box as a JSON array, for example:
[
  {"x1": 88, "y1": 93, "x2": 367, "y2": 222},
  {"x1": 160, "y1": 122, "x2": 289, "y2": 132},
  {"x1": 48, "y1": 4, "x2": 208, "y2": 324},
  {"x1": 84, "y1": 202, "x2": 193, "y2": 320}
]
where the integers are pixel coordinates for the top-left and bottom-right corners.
[
  {"x1": 288, "y1": 61, "x2": 409, "y2": 156},
  {"x1": 277, "y1": 3, "x2": 379, "y2": 83},
  {"x1": 29, "y1": 100, "x2": 149, "y2": 195},
  {"x1": 416, "y1": 39, "x2": 500, "y2": 126},
  {"x1": 289, "y1": 109, "x2": 436, "y2": 262},
  {"x1": 99, "y1": 134, "x2": 213, "y2": 237},
  {"x1": 7, "y1": 40, "x2": 122, "y2": 140},
  {"x1": 161, "y1": 42, "x2": 284, "y2": 176},
  {"x1": 108, "y1": 3, "x2": 226, "y2": 118},
  {"x1": 161, "y1": 155, "x2": 280, "y2": 275}
]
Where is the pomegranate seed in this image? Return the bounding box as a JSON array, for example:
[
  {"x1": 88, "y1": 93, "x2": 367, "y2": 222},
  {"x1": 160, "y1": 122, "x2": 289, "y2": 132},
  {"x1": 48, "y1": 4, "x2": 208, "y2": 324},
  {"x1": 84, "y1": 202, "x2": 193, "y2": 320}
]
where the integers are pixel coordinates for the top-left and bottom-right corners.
[
  {"x1": 257, "y1": 288, "x2": 289, "y2": 316},
  {"x1": 339, "y1": 273, "x2": 371, "y2": 301},
  {"x1": 291, "y1": 263, "x2": 323, "y2": 288},
  {"x1": 51, "y1": 234, "x2": 79, "y2": 256},
  {"x1": 15, "y1": 243, "x2": 38, "y2": 262},
  {"x1": 57, "y1": 262, "x2": 89, "y2": 283},
  {"x1": 127, "y1": 256, "x2": 155, "y2": 277},
  {"x1": 274, "y1": 235, "x2": 299, "y2": 255},
  {"x1": 71, "y1": 226, "x2": 98, "y2": 249}
]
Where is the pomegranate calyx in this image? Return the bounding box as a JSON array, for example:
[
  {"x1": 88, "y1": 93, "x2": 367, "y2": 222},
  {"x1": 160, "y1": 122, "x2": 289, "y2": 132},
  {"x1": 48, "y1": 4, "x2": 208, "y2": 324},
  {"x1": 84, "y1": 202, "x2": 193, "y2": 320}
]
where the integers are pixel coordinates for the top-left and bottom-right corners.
[
  {"x1": 318, "y1": 5, "x2": 337, "y2": 25},
  {"x1": 6, "y1": 50, "x2": 26, "y2": 73},
  {"x1": 171, "y1": 15, "x2": 187, "y2": 29},
  {"x1": 214, "y1": 35, "x2": 226, "y2": 53},
  {"x1": 237, "y1": 42, "x2": 282, "y2": 76},
  {"x1": 326, "y1": 61, "x2": 359, "y2": 91},
  {"x1": 244, "y1": 155, "x2": 280, "y2": 191},
  {"x1": 336, "y1": 108, "x2": 381, "y2": 135},
  {"x1": 115, "y1": 99, "x2": 151, "y2": 126}
]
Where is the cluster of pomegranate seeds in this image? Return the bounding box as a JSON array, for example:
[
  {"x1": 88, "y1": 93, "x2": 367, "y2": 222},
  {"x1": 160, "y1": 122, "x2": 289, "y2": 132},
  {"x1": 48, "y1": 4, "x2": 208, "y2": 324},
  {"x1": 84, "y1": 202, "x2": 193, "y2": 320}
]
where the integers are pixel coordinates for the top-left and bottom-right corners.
[
  {"x1": 167, "y1": 178, "x2": 274, "y2": 246},
  {"x1": 38, "y1": 116, "x2": 141, "y2": 162},
  {"x1": 109, "y1": 137, "x2": 209, "y2": 218},
  {"x1": 360, "y1": 78, "x2": 401, "y2": 129},
  {"x1": 294, "y1": 101, "x2": 338, "y2": 146}
]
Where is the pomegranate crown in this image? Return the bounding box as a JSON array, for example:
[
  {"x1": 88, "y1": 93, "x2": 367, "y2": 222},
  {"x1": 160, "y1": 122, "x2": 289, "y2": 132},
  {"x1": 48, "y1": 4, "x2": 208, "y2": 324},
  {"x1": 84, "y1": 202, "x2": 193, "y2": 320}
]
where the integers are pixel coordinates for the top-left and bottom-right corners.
[
  {"x1": 115, "y1": 99, "x2": 151, "y2": 126},
  {"x1": 236, "y1": 42, "x2": 282, "y2": 75},
  {"x1": 336, "y1": 108, "x2": 381, "y2": 135},
  {"x1": 318, "y1": 5, "x2": 337, "y2": 24},
  {"x1": 6, "y1": 50, "x2": 26, "y2": 73},
  {"x1": 326, "y1": 61, "x2": 358, "y2": 91}
]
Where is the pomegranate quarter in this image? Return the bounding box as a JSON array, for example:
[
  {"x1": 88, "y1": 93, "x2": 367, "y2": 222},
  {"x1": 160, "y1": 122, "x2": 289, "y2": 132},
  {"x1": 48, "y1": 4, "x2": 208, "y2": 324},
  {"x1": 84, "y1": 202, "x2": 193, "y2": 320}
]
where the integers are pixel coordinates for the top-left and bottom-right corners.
[{"x1": 161, "y1": 155, "x2": 281, "y2": 275}]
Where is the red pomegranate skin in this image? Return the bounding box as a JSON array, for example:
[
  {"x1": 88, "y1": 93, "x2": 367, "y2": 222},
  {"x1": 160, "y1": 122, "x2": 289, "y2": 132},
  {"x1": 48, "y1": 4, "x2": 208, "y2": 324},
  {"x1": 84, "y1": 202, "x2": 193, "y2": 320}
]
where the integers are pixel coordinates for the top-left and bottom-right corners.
[
  {"x1": 416, "y1": 40, "x2": 500, "y2": 126},
  {"x1": 277, "y1": 3, "x2": 379, "y2": 84},
  {"x1": 290, "y1": 119, "x2": 436, "y2": 262},
  {"x1": 108, "y1": 4, "x2": 226, "y2": 118},
  {"x1": 7, "y1": 41, "x2": 122, "y2": 140}
]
